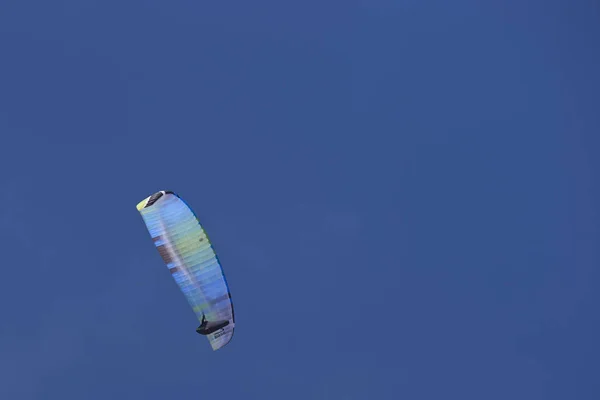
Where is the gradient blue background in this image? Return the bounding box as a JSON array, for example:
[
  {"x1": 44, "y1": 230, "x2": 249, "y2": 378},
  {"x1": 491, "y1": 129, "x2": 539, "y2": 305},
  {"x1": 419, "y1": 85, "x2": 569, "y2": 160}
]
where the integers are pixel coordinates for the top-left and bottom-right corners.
[{"x1": 1, "y1": 1, "x2": 598, "y2": 399}]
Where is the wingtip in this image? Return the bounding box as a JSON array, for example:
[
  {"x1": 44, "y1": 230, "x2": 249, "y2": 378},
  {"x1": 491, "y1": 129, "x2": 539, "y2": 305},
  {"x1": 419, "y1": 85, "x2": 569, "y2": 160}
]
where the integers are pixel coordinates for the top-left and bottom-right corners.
[{"x1": 136, "y1": 196, "x2": 151, "y2": 211}]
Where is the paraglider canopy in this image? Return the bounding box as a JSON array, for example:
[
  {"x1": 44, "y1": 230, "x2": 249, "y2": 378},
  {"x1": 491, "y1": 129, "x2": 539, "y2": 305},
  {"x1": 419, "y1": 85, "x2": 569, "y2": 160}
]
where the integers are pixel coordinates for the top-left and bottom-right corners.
[{"x1": 137, "y1": 190, "x2": 235, "y2": 350}]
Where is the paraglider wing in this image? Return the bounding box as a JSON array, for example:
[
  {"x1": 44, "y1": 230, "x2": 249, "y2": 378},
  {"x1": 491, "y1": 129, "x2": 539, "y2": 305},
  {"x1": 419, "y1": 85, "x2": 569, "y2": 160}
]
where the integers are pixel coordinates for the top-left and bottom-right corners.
[{"x1": 136, "y1": 191, "x2": 235, "y2": 350}]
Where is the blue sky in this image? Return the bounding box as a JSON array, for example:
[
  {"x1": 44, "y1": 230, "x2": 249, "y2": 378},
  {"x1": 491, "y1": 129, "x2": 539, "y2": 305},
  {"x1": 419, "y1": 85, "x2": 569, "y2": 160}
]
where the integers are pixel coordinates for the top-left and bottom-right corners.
[{"x1": 0, "y1": 1, "x2": 598, "y2": 399}]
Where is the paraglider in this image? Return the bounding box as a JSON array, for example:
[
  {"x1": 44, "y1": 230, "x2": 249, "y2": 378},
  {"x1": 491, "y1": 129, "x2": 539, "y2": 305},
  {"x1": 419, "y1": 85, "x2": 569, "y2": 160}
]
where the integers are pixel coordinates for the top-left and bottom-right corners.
[{"x1": 136, "y1": 190, "x2": 235, "y2": 350}]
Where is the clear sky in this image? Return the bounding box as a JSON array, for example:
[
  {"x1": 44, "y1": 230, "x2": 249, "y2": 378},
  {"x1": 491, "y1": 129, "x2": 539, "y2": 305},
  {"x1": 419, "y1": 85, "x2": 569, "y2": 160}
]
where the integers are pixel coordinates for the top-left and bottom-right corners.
[{"x1": 0, "y1": 1, "x2": 598, "y2": 399}]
